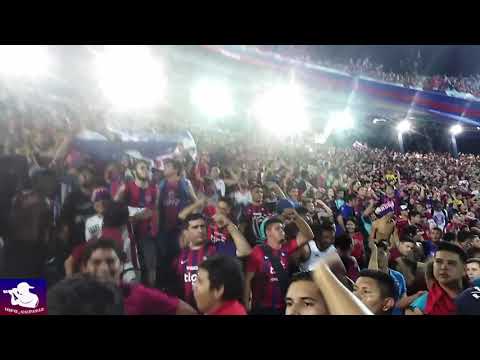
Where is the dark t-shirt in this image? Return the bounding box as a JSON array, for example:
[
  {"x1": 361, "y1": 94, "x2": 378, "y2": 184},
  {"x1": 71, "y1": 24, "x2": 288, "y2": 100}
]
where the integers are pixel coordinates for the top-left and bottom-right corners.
[{"x1": 59, "y1": 189, "x2": 95, "y2": 250}]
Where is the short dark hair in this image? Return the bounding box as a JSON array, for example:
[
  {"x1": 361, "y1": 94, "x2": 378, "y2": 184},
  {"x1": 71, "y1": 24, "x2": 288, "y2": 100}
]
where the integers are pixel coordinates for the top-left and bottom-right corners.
[
  {"x1": 217, "y1": 196, "x2": 233, "y2": 209},
  {"x1": 316, "y1": 222, "x2": 335, "y2": 234},
  {"x1": 466, "y1": 258, "x2": 480, "y2": 267},
  {"x1": 346, "y1": 217, "x2": 357, "y2": 225},
  {"x1": 103, "y1": 201, "x2": 129, "y2": 228},
  {"x1": 81, "y1": 238, "x2": 126, "y2": 266},
  {"x1": 289, "y1": 271, "x2": 314, "y2": 285},
  {"x1": 405, "y1": 225, "x2": 418, "y2": 237},
  {"x1": 432, "y1": 227, "x2": 443, "y2": 234},
  {"x1": 47, "y1": 274, "x2": 124, "y2": 315},
  {"x1": 399, "y1": 235, "x2": 416, "y2": 244},
  {"x1": 250, "y1": 183, "x2": 263, "y2": 191},
  {"x1": 183, "y1": 213, "x2": 206, "y2": 229},
  {"x1": 409, "y1": 210, "x2": 420, "y2": 218},
  {"x1": 344, "y1": 193, "x2": 357, "y2": 203},
  {"x1": 435, "y1": 241, "x2": 467, "y2": 263},
  {"x1": 199, "y1": 255, "x2": 244, "y2": 303},
  {"x1": 164, "y1": 158, "x2": 183, "y2": 175},
  {"x1": 264, "y1": 217, "x2": 283, "y2": 232},
  {"x1": 457, "y1": 231, "x2": 474, "y2": 244},
  {"x1": 376, "y1": 240, "x2": 390, "y2": 251},
  {"x1": 444, "y1": 232, "x2": 456, "y2": 243},
  {"x1": 358, "y1": 269, "x2": 396, "y2": 300},
  {"x1": 335, "y1": 234, "x2": 353, "y2": 252}
]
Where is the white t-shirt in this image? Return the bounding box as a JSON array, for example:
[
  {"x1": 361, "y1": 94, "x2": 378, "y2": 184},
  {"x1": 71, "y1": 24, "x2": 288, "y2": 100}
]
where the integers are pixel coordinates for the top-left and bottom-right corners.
[
  {"x1": 299, "y1": 241, "x2": 337, "y2": 272},
  {"x1": 234, "y1": 191, "x2": 252, "y2": 207},
  {"x1": 214, "y1": 179, "x2": 226, "y2": 197}
]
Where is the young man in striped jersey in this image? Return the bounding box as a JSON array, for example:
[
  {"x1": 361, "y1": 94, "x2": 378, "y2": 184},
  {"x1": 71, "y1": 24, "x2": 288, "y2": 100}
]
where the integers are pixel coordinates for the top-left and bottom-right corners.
[{"x1": 171, "y1": 213, "x2": 251, "y2": 308}]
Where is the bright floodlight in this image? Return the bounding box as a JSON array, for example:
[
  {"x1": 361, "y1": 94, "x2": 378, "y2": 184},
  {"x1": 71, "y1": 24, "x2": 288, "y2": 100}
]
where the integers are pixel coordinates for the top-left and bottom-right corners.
[
  {"x1": 328, "y1": 110, "x2": 354, "y2": 131},
  {"x1": 397, "y1": 120, "x2": 411, "y2": 134},
  {"x1": 94, "y1": 45, "x2": 167, "y2": 111},
  {"x1": 450, "y1": 124, "x2": 463, "y2": 136},
  {"x1": 252, "y1": 84, "x2": 309, "y2": 138},
  {"x1": 0, "y1": 45, "x2": 50, "y2": 78},
  {"x1": 190, "y1": 79, "x2": 233, "y2": 118}
]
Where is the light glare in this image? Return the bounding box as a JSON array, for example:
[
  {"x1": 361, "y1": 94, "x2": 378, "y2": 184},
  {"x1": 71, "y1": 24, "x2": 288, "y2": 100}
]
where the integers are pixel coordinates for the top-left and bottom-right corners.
[
  {"x1": 450, "y1": 124, "x2": 463, "y2": 136},
  {"x1": 190, "y1": 80, "x2": 233, "y2": 118},
  {"x1": 94, "y1": 45, "x2": 167, "y2": 111},
  {"x1": 252, "y1": 84, "x2": 309, "y2": 138},
  {"x1": 0, "y1": 45, "x2": 50, "y2": 78},
  {"x1": 397, "y1": 120, "x2": 411, "y2": 134}
]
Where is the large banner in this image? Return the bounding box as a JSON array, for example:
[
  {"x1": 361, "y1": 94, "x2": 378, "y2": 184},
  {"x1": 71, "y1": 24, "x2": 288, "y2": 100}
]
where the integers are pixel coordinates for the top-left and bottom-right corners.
[{"x1": 70, "y1": 128, "x2": 197, "y2": 170}]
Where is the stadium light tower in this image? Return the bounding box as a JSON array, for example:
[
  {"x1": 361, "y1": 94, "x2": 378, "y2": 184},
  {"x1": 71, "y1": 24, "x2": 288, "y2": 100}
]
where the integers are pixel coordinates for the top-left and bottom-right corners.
[
  {"x1": 93, "y1": 45, "x2": 167, "y2": 112},
  {"x1": 449, "y1": 124, "x2": 462, "y2": 158},
  {"x1": 396, "y1": 120, "x2": 412, "y2": 153}
]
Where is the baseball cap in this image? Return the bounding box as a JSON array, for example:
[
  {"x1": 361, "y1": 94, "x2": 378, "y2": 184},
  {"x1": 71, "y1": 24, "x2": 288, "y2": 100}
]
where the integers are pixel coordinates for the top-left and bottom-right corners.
[
  {"x1": 277, "y1": 198, "x2": 296, "y2": 214},
  {"x1": 91, "y1": 187, "x2": 112, "y2": 203}
]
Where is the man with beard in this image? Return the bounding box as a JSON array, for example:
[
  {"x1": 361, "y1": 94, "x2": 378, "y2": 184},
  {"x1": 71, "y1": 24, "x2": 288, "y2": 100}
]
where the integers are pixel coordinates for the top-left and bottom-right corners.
[
  {"x1": 115, "y1": 159, "x2": 158, "y2": 287},
  {"x1": 244, "y1": 209, "x2": 314, "y2": 314}
]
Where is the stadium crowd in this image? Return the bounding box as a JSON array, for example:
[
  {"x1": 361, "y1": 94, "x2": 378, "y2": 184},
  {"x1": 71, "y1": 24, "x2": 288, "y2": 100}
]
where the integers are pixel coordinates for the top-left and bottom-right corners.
[
  {"x1": 252, "y1": 45, "x2": 480, "y2": 100},
  {"x1": 0, "y1": 104, "x2": 479, "y2": 316}
]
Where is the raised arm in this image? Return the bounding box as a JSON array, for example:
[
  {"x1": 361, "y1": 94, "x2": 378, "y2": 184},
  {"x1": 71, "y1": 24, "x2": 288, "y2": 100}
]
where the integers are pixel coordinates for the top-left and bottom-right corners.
[
  {"x1": 367, "y1": 239, "x2": 379, "y2": 271},
  {"x1": 178, "y1": 197, "x2": 207, "y2": 221},
  {"x1": 212, "y1": 214, "x2": 252, "y2": 257},
  {"x1": 280, "y1": 209, "x2": 314, "y2": 248},
  {"x1": 312, "y1": 257, "x2": 373, "y2": 315}
]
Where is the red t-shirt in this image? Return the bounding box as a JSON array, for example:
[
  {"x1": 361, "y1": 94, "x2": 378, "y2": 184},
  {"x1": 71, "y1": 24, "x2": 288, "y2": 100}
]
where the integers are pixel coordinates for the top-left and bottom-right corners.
[
  {"x1": 350, "y1": 232, "x2": 364, "y2": 262},
  {"x1": 425, "y1": 282, "x2": 457, "y2": 315},
  {"x1": 207, "y1": 300, "x2": 247, "y2": 315},
  {"x1": 246, "y1": 239, "x2": 298, "y2": 311},
  {"x1": 121, "y1": 283, "x2": 179, "y2": 315}
]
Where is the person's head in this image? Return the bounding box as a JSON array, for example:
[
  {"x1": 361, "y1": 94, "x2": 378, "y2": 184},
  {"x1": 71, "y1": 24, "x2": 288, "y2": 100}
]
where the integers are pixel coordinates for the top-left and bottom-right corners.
[
  {"x1": 47, "y1": 274, "x2": 124, "y2": 315},
  {"x1": 210, "y1": 166, "x2": 221, "y2": 179},
  {"x1": 91, "y1": 187, "x2": 112, "y2": 215},
  {"x1": 102, "y1": 201, "x2": 130, "y2": 228},
  {"x1": 354, "y1": 269, "x2": 396, "y2": 315},
  {"x1": 134, "y1": 160, "x2": 150, "y2": 182},
  {"x1": 164, "y1": 158, "x2": 183, "y2": 178},
  {"x1": 345, "y1": 194, "x2": 357, "y2": 207},
  {"x1": 358, "y1": 186, "x2": 367, "y2": 198},
  {"x1": 313, "y1": 222, "x2": 336, "y2": 251},
  {"x1": 335, "y1": 234, "x2": 353, "y2": 256},
  {"x1": 216, "y1": 197, "x2": 233, "y2": 217},
  {"x1": 400, "y1": 204, "x2": 409, "y2": 218},
  {"x1": 345, "y1": 218, "x2": 357, "y2": 234},
  {"x1": 465, "y1": 258, "x2": 480, "y2": 282},
  {"x1": 302, "y1": 198, "x2": 315, "y2": 214},
  {"x1": 472, "y1": 235, "x2": 480, "y2": 250},
  {"x1": 398, "y1": 236, "x2": 416, "y2": 257},
  {"x1": 431, "y1": 227, "x2": 443, "y2": 243},
  {"x1": 285, "y1": 272, "x2": 328, "y2": 315},
  {"x1": 78, "y1": 166, "x2": 95, "y2": 188},
  {"x1": 386, "y1": 185, "x2": 395, "y2": 198},
  {"x1": 444, "y1": 232, "x2": 457, "y2": 243},
  {"x1": 264, "y1": 217, "x2": 286, "y2": 245},
  {"x1": 104, "y1": 162, "x2": 121, "y2": 184},
  {"x1": 433, "y1": 241, "x2": 467, "y2": 288},
  {"x1": 183, "y1": 213, "x2": 207, "y2": 248},
  {"x1": 288, "y1": 186, "x2": 299, "y2": 201},
  {"x1": 409, "y1": 210, "x2": 423, "y2": 225},
  {"x1": 336, "y1": 189, "x2": 345, "y2": 199},
  {"x1": 457, "y1": 231, "x2": 474, "y2": 251},
  {"x1": 250, "y1": 184, "x2": 264, "y2": 204},
  {"x1": 327, "y1": 188, "x2": 335, "y2": 199},
  {"x1": 193, "y1": 255, "x2": 245, "y2": 314},
  {"x1": 81, "y1": 238, "x2": 126, "y2": 284}
]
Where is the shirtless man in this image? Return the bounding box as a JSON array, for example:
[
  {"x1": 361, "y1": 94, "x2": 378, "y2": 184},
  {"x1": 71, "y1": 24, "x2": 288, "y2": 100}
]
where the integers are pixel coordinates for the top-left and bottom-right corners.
[{"x1": 370, "y1": 201, "x2": 396, "y2": 245}]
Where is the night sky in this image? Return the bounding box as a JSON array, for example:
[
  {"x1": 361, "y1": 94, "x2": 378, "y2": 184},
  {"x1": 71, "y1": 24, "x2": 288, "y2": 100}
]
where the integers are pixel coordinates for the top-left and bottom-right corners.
[{"x1": 312, "y1": 45, "x2": 480, "y2": 77}]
